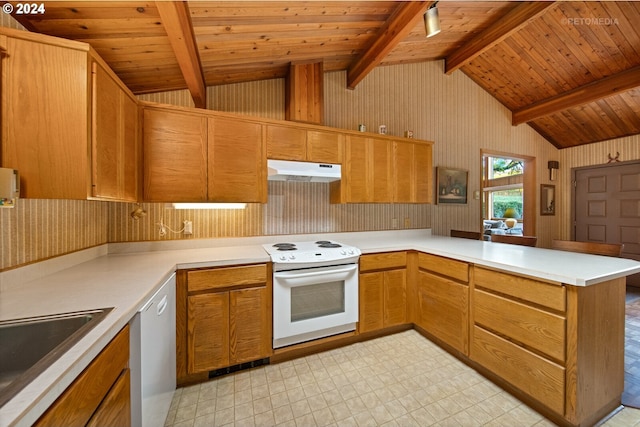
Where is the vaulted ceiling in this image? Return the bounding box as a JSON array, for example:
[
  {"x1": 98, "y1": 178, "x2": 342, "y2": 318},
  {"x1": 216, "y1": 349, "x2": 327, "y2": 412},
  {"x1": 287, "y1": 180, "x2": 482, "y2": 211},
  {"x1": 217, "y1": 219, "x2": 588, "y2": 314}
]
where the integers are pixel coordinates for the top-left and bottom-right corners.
[{"x1": 9, "y1": 1, "x2": 640, "y2": 149}]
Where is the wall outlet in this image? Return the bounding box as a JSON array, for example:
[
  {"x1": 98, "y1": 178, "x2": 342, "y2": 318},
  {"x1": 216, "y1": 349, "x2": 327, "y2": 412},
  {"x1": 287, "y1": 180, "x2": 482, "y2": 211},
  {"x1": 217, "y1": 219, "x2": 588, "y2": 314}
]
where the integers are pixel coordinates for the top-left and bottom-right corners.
[
  {"x1": 183, "y1": 220, "x2": 193, "y2": 235},
  {"x1": 392, "y1": 218, "x2": 399, "y2": 229},
  {"x1": 404, "y1": 218, "x2": 411, "y2": 228}
]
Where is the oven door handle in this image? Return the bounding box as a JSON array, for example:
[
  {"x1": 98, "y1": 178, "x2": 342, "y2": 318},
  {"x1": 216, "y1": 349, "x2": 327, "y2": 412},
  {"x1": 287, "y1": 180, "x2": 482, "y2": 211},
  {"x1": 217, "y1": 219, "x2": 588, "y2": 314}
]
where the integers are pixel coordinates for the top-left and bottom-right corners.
[{"x1": 275, "y1": 265, "x2": 357, "y2": 280}]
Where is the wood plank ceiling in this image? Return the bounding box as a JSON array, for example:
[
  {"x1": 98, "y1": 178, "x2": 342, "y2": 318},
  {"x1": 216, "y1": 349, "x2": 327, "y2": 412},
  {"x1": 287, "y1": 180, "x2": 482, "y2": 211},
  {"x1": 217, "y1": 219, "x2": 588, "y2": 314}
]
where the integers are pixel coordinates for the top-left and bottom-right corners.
[{"x1": 9, "y1": 1, "x2": 640, "y2": 149}]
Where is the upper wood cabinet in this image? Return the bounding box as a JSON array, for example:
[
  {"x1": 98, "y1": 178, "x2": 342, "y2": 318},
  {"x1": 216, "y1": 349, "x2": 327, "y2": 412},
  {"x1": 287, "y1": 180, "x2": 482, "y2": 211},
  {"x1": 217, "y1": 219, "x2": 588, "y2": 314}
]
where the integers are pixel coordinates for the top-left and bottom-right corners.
[
  {"x1": 143, "y1": 107, "x2": 267, "y2": 203},
  {"x1": 209, "y1": 116, "x2": 266, "y2": 203},
  {"x1": 339, "y1": 135, "x2": 392, "y2": 203},
  {"x1": 393, "y1": 140, "x2": 433, "y2": 203},
  {"x1": 0, "y1": 28, "x2": 140, "y2": 201},
  {"x1": 143, "y1": 108, "x2": 208, "y2": 202},
  {"x1": 333, "y1": 136, "x2": 432, "y2": 204},
  {"x1": 92, "y1": 60, "x2": 140, "y2": 202},
  {"x1": 266, "y1": 123, "x2": 343, "y2": 164}
]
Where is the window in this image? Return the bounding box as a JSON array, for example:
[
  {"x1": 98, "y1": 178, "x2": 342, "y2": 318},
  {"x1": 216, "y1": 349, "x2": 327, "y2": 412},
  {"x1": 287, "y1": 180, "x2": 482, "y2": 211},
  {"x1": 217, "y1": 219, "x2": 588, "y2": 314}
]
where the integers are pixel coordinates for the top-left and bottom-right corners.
[{"x1": 483, "y1": 156, "x2": 524, "y2": 221}]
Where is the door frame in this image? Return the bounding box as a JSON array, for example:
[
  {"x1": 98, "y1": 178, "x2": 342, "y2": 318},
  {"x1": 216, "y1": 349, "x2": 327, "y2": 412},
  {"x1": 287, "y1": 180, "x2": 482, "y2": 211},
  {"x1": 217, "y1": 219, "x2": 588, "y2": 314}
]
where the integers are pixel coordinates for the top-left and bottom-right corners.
[{"x1": 570, "y1": 159, "x2": 640, "y2": 240}]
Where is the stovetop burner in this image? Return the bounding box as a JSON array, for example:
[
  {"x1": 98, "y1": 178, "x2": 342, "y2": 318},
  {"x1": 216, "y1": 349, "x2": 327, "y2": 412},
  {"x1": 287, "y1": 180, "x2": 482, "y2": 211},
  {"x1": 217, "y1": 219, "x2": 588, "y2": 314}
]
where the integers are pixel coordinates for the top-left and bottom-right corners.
[
  {"x1": 273, "y1": 243, "x2": 297, "y2": 251},
  {"x1": 317, "y1": 243, "x2": 341, "y2": 248}
]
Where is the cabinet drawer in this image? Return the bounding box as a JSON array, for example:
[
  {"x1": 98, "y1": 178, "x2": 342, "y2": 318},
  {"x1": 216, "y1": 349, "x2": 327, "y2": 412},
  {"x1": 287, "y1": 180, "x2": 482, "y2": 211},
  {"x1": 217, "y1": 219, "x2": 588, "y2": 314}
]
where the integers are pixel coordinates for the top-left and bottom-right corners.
[
  {"x1": 472, "y1": 326, "x2": 565, "y2": 415},
  {"x1": 474, "y1": 289, "x2": 565, "y2": 362},
  {"x1": 418, "y1": 253, "x2": 469, "y2": 283},
  {"x1": 187, "y1": 264, "x2": 267, "y2": 293},
  {"x1": 473, "y1": 266, "x2": 565, "y2": 312},
  {"x1": 360, "y1": 252, "x2": 406, "y2": 272}
]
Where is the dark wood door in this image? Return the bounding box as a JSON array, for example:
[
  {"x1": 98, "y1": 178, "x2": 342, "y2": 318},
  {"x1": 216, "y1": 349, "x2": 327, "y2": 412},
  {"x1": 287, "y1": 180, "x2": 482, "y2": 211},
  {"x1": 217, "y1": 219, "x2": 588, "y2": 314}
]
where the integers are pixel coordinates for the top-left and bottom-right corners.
[{"x1": 574, "y1": 161, "x2": 640, "y2": 286}]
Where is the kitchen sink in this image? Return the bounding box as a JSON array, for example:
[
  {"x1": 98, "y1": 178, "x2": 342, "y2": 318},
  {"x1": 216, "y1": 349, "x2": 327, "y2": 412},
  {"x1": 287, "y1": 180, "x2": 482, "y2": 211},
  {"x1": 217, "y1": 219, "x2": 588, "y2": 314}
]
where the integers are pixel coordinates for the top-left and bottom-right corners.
[{"x1": 0, "y1": 308, "x2": 112, "y2": 408}]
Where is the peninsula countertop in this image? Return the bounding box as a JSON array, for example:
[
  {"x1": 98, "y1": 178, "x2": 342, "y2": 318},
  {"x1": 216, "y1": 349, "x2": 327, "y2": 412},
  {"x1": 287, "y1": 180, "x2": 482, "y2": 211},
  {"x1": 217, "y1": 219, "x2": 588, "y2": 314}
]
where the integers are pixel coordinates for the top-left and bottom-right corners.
[{"x1": 2, "y1": 229, "x2": 639, "y2": 426}]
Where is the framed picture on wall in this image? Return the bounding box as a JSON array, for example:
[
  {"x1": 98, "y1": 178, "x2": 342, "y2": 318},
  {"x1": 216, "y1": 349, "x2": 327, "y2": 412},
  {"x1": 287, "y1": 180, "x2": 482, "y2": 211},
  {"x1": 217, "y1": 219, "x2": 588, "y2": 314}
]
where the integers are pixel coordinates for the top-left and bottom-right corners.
[
  {"x1": 541, "y1": 184, "x2": 555, "y2": 215},
  {"x1": 436, "y1": 167, "x2": 468, "y2": 204}
]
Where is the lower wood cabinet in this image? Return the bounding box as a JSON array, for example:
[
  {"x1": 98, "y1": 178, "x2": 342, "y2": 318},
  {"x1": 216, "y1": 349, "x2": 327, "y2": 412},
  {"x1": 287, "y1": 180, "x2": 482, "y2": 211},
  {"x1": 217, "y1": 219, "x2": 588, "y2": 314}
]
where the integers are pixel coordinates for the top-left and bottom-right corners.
[
  {"x1": 359, "y1": 252, "x2": 407, "y2": 333},
  {"x1": 415, "y1": 253, "x2": 469, "y2": 354},
  {"x1": 35, "y1": 325, "x2": 131, "y2": 427},
  {"x1": 177, "y1": 264, "x2": 272, "y2": 384}
]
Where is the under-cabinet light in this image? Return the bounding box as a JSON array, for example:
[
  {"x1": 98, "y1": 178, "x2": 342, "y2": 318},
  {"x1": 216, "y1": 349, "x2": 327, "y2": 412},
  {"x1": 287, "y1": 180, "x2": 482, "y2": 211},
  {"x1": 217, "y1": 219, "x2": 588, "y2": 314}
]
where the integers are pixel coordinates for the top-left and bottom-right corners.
[{"x1": 170, "y1": 203, "x2": 247, "y2": 210}]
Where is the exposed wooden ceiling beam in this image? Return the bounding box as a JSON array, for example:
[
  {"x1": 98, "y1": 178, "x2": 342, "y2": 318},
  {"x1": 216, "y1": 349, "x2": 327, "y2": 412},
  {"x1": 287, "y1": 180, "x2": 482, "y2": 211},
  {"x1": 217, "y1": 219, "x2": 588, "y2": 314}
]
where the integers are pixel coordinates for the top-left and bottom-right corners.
[
  {"x1": 512, "y1": 65, "x2": 640, "y2": 125},
  {"x1": 445, "y1": 2, "x2": 554, "y2": 75},
  {"x1": 347, "y1": 1, "x2": 430, "y2": 90},
  {"x1": 156, "y1": 1, "x2": 206, "y2": 108}
]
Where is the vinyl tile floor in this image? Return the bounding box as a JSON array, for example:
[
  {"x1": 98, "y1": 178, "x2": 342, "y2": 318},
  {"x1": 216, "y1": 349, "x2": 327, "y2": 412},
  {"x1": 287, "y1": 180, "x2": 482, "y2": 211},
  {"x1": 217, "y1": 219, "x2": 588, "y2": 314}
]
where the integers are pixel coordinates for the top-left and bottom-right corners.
[{"x1": 164, "y1": 330, "x2": 640, "y2": 427}]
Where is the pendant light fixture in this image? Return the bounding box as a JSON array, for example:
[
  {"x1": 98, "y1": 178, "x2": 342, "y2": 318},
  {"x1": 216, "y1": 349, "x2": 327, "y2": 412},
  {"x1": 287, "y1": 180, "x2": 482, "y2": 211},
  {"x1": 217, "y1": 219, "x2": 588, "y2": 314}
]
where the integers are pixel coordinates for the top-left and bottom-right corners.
[{"x1": 424, "y1": 1, "x2": 441, "y2": 38}]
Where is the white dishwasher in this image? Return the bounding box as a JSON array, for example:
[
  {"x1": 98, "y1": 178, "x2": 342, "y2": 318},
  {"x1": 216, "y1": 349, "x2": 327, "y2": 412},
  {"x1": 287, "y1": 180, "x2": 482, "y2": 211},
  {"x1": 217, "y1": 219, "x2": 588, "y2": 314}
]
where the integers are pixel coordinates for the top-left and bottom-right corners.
[{"x1": 130, "y1": 273, "x2": 176, "y2": 427}]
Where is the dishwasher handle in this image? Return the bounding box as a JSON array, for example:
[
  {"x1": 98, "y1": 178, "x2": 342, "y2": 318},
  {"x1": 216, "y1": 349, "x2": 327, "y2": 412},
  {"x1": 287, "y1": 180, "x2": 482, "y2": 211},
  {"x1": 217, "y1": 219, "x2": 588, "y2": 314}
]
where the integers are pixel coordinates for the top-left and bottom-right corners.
[{"x1": 157, "y1": 295, "x2": 168, "y2": 316}]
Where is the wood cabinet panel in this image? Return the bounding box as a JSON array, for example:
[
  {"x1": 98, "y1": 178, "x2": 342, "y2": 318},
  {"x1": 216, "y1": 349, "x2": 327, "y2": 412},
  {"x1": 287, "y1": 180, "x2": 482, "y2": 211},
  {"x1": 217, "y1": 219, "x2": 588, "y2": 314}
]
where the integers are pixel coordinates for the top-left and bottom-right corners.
[
  {"x1": 359, "y1": 252, "x2": 407, "y2": 334},
  {"x1": 35, "y1": 326, "x2": 130, "y2": 427},
  {"x1": 474, "y1": 267, "x2": 565, "y2": 312},
  {"x1": 393, "y1": 140, "x2": 433, "y2": 203},
  {"x1": 383, "y1": 269, "x2": 407, "y2": 327},
  {"x1": 86, "y1": 369, "x2": 131, "y2": 427},
  {"x1": 122, "y1": 94, "x2": 139, "y2": 201},
  {"x1": 393, "y1": 141, "x2": 414, "y2": 203},
  {"x1": 91, "y1": 61, "x2": 139, "y2": 201},
  {"x1": 344, "y1": 135, "x2": 369, "y2": 203},
  {"x1": 143, "y1": 108, "x2": 208, "y2": 202},
  {"x1": 360, "y1": 252, "x2": 406, "y2": 272},
  {"x1": 181, "y1": 264, "x2": 272, "y2": 380},
  {"x1": 417, "y1": 271, "x2": 469, "y2": 354},
  {"x1": 418, "y1": 253, "x2": 469, "y2": 283},
  {"x1": 414, "y1": 142, "x2": 433, "y2": 203},
  {"x1": 306, "y1": 130, "x2": 343, "y2": 164},
  {"x1": 187, "y1": 264, "x2": 267, "y2": 293},
  {"x1": 266, "y1": 124, "x2": 306, "y2": 161},
  {"x1": 359, "y1": 272, "x2": 384, "y2": 333},
  {"x1": 230, "y1": 286, "x2": 271, "y2": 364},
  {"x1": 370, "y1": 137, "x2": 393, "y2": 202},
  {"x1": 208, "y1": 116, "x2": 266, "y2": 203},
  {"x1": 474, "y1": 289, "x2": 565, "y2": 362},
  {"x1": 2, "y1": 36, "x2": 89, "y2": 199},
  {"x1": 472, "y1": 326, "x2": 565, "y2": 415},
  {"x1": 341, "y1": 135, "x2": 392, "y2": 203},
  {"x1": 188, "y1": 292, "x2": 230, "y2": 373}
]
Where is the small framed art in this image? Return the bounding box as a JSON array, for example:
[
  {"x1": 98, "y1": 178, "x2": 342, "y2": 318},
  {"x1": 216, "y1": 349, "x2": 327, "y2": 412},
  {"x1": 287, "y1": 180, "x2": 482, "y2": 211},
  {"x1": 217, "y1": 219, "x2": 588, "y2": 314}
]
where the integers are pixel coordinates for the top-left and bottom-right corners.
[{"x1": 436, "y1": 167, "x2": 468, "y2": 204}]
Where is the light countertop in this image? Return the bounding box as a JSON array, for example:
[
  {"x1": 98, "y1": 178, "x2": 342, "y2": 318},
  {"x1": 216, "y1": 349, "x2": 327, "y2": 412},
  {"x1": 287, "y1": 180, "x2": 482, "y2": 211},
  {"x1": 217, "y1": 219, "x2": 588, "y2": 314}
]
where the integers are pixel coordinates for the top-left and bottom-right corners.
[{"x1": 1, "y1": 229, "x2": 639, "y2": 426}]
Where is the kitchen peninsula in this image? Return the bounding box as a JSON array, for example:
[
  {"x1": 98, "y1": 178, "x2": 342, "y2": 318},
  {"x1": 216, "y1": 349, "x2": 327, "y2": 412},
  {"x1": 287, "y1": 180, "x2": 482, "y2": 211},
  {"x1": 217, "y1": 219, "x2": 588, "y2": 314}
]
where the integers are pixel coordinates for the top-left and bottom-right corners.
[{"x1": 1, "y1": 229, "x2": 639, "y2": 427}]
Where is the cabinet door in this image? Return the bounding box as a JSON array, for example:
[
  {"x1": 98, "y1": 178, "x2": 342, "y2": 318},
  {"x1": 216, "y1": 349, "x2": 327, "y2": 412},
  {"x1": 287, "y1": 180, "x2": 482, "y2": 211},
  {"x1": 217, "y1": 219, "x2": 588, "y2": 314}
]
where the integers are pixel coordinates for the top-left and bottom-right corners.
[
  {"x1": 230, "y1": 286, "x2": 271, "y2": 364},
  {"x1": 307, "y1": 130, "x2": 343, "y2": 164},
  {"x1": 414, "y1": 142, "x2": 432, "y2": 203},
  {"x1": 143, "y1": 108, "x2": 208, "y2": 202},
  {"x1": 370, "y1": 137, "x2": 393, "y2": 203},
  {"x1": 417, "y1": 271, "x2": 469, "y2": 354},
  {"x1": 359, "y1": 272, "x2": 384, "y2": 333},
  {"x1": 92, "y1": 62, "x2": 139, "y2": 201},
  {"x1": 122, "y1": 94, "x2": 139, "y2": 201},
  {"x1": 208, "y1": 116, "x2": 266, "y2": 202},
  {"x1": 345, "y1": 135, "x2": 370, "y2": 202},
  {"x1": 383, "y1": 269, "x2": 406, "y2": 327},
  {"x1": 188, "y1": 292, "x2": 230, "y2": 373},
  {"x1": 266, "y1": 124, "x2": 306, "y2": 160},
  {"x1": 2, "y1": 37, "x2": 89, "y2": 199},
  {"x1": 393, "y1": 141, "x2": 414, "y2": 203}
]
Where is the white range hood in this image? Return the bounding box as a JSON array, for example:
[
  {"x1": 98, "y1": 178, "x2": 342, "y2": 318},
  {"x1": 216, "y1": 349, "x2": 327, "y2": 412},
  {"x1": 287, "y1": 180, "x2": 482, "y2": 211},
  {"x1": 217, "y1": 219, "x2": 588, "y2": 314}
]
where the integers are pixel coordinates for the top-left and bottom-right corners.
[{"x1": 267, "y1": 159, "x2": 341, "y2": 182}]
